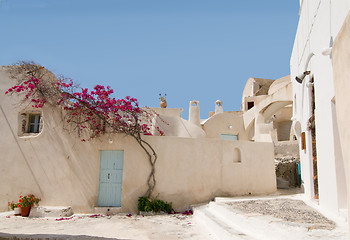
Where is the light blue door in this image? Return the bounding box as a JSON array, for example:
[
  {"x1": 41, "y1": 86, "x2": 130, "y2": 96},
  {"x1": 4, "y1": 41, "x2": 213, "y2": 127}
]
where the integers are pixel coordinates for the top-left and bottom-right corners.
[{"x1": 98, "y1": 150, "x2": 124, "y2": 207}]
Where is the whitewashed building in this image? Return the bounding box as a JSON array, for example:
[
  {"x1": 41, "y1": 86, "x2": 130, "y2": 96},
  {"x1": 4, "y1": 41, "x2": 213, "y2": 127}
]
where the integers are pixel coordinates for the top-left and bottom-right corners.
[{"x1": 290, "y1": 0, "x2": 350, "y2": 218}]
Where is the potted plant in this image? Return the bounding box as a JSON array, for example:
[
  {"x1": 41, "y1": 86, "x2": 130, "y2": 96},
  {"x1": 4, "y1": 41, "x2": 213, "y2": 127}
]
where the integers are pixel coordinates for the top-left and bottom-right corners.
[
  {"x1": 159, "y1": 93, "x2": 167, "y2": 108},
  {"x1": 8, "y1": 201, "x2": 21, "y2": 216},
  {"x1": 18, "y1": 194, "x2": 41, "y2": 217}
]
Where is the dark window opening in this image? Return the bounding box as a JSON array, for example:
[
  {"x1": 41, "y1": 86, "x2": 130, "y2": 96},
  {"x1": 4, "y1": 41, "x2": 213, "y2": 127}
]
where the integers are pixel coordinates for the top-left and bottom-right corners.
[{"x1": 247, "y1": 101, "x2": 254, "y2": 110}]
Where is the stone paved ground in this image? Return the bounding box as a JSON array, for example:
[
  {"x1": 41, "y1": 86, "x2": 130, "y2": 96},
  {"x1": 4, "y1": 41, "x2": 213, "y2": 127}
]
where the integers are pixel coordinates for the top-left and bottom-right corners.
[
  {"x1": 226, "y1": 199, "x2": 336, "y2": 230},
  {"x1": 0, "y1": 191, "x2": 348, "y2": 239},
  {"x1": 0, "y1": 212, "x2": 207, "y2": 240}
]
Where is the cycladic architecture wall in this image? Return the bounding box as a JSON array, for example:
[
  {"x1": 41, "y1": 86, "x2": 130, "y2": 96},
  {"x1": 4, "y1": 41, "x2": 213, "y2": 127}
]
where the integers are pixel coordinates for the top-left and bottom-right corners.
[
  {"x1": 149, "y1": 107, "x2": 206, "y2": 138},
  {"x1": 0, "y1": 67, "x2": 276, "y2": 213},
  {"x1": 214, "y1": 100, "x2": 223, "y2": 114},
  {"x1": 332, "y1": 10, "x2": 350, "y2": 229},
  {"x1": 189, "y1": 100, "x2": 201, "y2": 126},
  {"x1": 241, "y1": 76, "x2": 294, "y2": 143},
  {"x1": 290, "y1": 0, "x2": 350, "y2": 218},
  {"x1": 202, "y1": 111, "x2": 248, "y2": 140}
]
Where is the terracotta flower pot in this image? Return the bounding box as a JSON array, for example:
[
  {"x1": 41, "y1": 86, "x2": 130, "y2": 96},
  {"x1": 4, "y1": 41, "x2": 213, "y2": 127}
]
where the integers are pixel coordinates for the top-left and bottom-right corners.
[
  {"x1": 160, "y1": 100, "x2": 167, "y2": 108},
  {"x1": 21, "y1": 206, "x2": 31, "y2": 217}
]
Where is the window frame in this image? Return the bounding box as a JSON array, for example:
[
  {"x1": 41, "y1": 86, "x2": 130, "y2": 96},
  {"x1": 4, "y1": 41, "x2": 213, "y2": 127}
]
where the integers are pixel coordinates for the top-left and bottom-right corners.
[
  {"x1": 221, "y1": 134, "x2": 239, "y2": 141},
  {"x1": 18, "y1": 110, "x2": 43, "y2": 137}
]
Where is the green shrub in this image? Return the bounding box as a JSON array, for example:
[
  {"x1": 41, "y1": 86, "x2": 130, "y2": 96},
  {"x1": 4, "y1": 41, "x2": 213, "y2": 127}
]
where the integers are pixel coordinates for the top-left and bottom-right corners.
[
  {"x1": 138, "y1": 197, "x2": 153, "y2": 212},
  {"x1": 138, "y1": 197, "x2": 173, "y2": 213}
]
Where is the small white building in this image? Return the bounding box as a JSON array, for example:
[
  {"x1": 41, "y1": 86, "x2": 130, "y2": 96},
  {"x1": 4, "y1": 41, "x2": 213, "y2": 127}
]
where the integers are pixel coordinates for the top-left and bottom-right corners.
[
  {"x1": 290, "y1": 0, "x2": 350, "y2": 218},
  {"x1": 0, "y1": 66, "x2": 277, "y2": 213}
]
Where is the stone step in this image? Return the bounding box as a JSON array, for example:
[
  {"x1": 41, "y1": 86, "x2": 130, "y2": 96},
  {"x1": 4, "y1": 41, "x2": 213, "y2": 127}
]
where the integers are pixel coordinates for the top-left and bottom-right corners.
[
  {"x1": 94, "y1": 207, "x2": 122, "y2": 215},
  {"x1": 29, "y1": 206, "x2": 73, "y2": 218},
  {"x1": 204, "y1": 202, "x2": 274, "y2": 240},
  {"x1": 194, "y1": 201, "x2": 315, "y2": 240},
  {"x1": 193, "y1": 204, "x2": 253, "y2": 240}
]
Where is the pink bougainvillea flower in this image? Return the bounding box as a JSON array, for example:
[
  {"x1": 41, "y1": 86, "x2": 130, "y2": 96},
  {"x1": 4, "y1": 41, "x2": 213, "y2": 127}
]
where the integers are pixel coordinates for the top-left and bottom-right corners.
[{"x1": 56, "y1": 217, "x2": 73, "y2": 221}]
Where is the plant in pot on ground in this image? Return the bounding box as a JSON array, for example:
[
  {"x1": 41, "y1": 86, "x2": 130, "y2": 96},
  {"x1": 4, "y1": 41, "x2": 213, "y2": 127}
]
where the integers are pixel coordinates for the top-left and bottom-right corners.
[
  {"x1": 8, "y1": 201, "x2": 19, "y2": 210},
  {"x1": 8, "y1": 201, "x2": 21, "y2": 216},
  {"x1": 19, "y1": 194, "x2": 41, "y2": 217}
]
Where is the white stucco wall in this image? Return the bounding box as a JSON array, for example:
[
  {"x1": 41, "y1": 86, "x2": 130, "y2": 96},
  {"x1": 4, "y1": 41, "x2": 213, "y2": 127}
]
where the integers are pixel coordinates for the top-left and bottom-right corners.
[
  {"x1": 202, "y1": 112, "x2": 248, "y2": 140},
  {"x1": 332, "y1": 10, "x2": 350, "y2": 226},
  {"x1": 0, "y1": 67, "x2": 276, "y2": 213},
  {"x1": 148, "y1": 107, "x2": 183, "y2": 118},
  {"x1": 290, "y1": 0, "x2": 349, "y2": 215},
  {"x1": 151, "y1": 114, "x2": 206, "y2": 138},
  {"x1": 272, "y1": 106, "x2": 293, "y2": 142}
]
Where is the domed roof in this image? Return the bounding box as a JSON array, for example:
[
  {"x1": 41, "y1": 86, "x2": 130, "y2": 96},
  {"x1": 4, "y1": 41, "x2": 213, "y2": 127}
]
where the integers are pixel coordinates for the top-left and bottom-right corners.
[{"x1": 268, "y1": 75, "x2": 291, "y2": 95}]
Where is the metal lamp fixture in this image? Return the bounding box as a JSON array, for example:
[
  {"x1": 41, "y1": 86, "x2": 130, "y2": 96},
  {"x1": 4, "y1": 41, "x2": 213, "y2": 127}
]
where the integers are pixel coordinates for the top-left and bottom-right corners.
[{"x1": 295, "y1": 71, "x2": 311, "y2": 83}]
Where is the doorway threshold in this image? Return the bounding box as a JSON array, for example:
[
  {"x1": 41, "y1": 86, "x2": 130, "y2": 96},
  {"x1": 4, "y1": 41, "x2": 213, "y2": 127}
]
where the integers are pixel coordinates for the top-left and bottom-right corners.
[{"x1": 94, "y1": 207, "x2": 122, "y2": 215}]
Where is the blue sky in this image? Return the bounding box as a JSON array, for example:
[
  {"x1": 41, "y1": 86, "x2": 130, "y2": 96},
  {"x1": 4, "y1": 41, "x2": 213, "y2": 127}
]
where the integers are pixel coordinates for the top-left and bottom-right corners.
[{"x1": 0, "y1": 0, "x2": 299, "y2": 119}]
